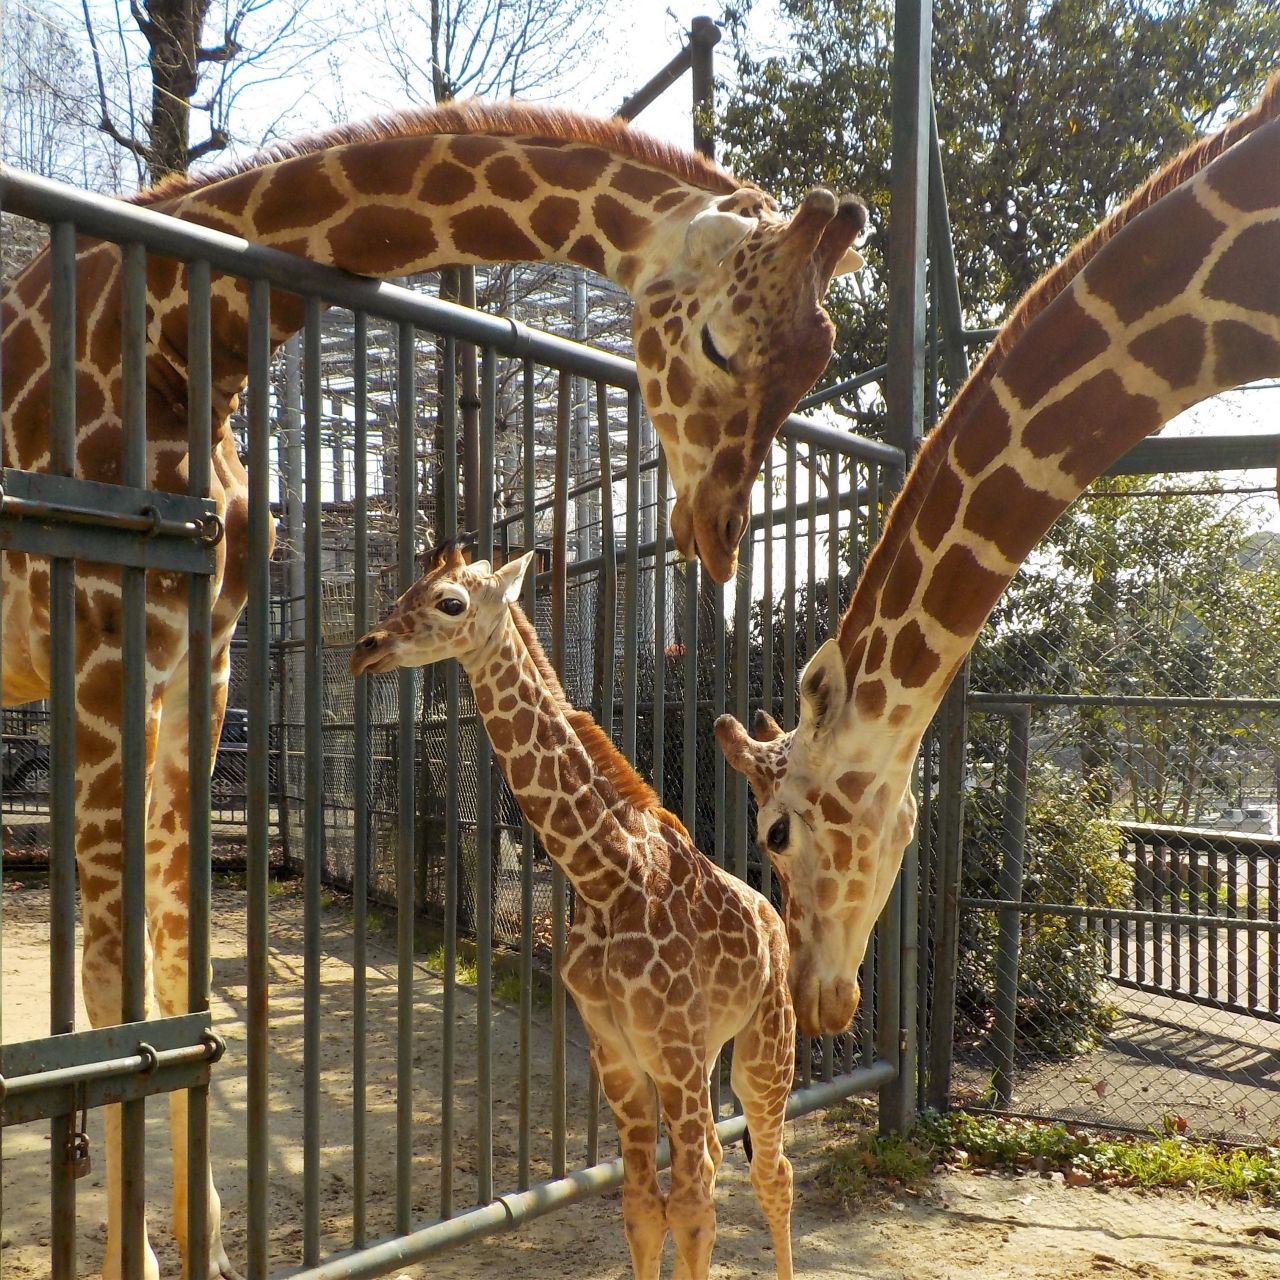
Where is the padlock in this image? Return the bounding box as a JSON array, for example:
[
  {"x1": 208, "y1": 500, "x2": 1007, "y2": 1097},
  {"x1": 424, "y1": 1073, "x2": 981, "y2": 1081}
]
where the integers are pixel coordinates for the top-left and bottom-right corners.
[{"x1": 69, "y1": 1129, "x2": 91, "y2": 1179}]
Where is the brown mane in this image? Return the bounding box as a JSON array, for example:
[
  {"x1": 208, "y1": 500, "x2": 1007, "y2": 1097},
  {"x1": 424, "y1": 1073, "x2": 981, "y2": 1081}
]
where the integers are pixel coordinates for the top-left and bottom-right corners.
[
  {"x1": 837, "y1": 71, "x2": 1280, "y2": 673},
  {"x1": 133, "y1": 100, "x2": 744, "y2": 209},
  {"x1": 508, "y1": 606, "x2": 690, "y2": 836}
]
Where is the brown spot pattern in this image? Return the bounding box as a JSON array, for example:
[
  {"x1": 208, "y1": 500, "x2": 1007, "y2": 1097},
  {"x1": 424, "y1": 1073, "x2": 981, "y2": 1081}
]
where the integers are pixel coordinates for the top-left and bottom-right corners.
[
  {"x1": 526, "y1": 145, "x2": 611, "y2": 191},
  {"x1": 917, "y1": 463, "x2": 963, "y2": 551},
  {"x1": 568, "y1": 234, "x2": 606, "y2": 275},
  {"x1": 965, "y1": 466, "x2": 1065, "y2": 561},
  {"x1": 1205, "y1": 120, "x2": 1280, "y2": 211},
  {"x1": 953, "y1": 396, "x2": 1013, "y2": 476},
  {"x1": 450, "y1": 208, "x2": 540, "y2": 261},
  {"x1": 328, "y1": 206, "x2": 439, "y2": 274},
  {"x1": 854, "y1": 678, "x2": 886, "y2": 717},
  {"x1": 1086, "y1": 187, "x2": 1225, "y2": 324},
  {"x1": 878, "y1": 541, "x2": 921, "y2": 620},
  {"x1": 1001, "y1": 292, "x2": 1109, "y2": 412},
  {"x1": 1127, "y1": 315, "x2": 1207, "y2": 389},
  {"x1": 339, "y1": 138, "x2": 426, "y2": 195},
  {"x1": 420, "y1": 160, "x2": 476, "y2": 205},
  {"x1": 255, "y1": 155, "x2": 346, "y2": 235},
  {"x1": 667, "y1": 357, "x2": 693, "y2": 407},
  {"x1": 529, "y1": 195, "x2": 580, "y2": 250},
  {"x1": 920, "y1": 545, "x2": 1007, "y2": 637},
  {"x1": 1204, "y1": 223, "x2": 1280, "y2": 315},
  {"x1": 484, "y1": 155, "x2": 537, "y2": 202},
  {"x1": 1212, "y1": 319, "x2": 1280, "y2": 390},
  {"x1": 889, "y1": 619, "x2": 940, "y2": 688},
  {"x1": 613, "y1": 163, "x2": 679, "y2": 202},
  {"x1": 593, "y1": 194, "x2": 649, "y2": 251}
]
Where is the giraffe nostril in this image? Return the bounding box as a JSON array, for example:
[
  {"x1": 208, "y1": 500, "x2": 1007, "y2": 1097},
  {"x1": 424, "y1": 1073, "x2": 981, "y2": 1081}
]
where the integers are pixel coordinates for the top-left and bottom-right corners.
[
  {"x1": 360, "y1": 636, "x2": 378, "y2": 649},
  {"x1": 722, "y1": 511, "x2": 745, "y2": 550}
]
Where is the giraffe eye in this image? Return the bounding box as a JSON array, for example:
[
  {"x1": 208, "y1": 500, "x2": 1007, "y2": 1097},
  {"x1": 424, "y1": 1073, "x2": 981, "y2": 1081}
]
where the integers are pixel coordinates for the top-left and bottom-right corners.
[
  {"x1": 700, "y1": 326, "x2": 732, "y2": 374},
  {"x1": 765, "y1": 815, "x2": 790, "y2": 853},
  {"x1": 437, "y1": 597, "x2": 465, "y2": 617}
]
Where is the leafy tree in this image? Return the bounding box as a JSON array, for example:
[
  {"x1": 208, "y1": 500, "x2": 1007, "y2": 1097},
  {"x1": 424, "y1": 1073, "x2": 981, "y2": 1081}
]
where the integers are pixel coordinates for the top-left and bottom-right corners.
[
  {"x1": 720, "y1": 0, "x2": 1280, "y2": 417},
  {"x1": 970, "y1": 481, "x2": 1280, "y2": 823}
]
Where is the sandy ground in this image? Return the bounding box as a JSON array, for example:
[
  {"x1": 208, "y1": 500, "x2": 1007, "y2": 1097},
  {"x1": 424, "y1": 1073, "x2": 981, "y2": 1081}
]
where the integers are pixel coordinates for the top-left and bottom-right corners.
[{"x1": 2, "y1": 877, "x2": 1278, "y2": 1279}]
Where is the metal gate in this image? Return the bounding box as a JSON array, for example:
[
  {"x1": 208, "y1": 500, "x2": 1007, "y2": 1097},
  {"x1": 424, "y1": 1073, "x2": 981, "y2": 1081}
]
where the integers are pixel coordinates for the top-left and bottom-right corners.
[
  {"x1": 0, "y1": 160, "x2": 912, "y2": 1276},
  {"x1": 0, "y1": 208, "x2": 222, "y2": 1275}
]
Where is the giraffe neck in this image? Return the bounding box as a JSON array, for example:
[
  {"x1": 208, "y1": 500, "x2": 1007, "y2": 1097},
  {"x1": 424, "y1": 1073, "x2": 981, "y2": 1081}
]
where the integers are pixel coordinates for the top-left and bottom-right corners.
[
  {"x1": 462, "y1": 612, "x2": 641, "y2": 910},
  {"x1": 149, "y1": 127, "x2": 718, "y2": 397},
  {"x1": 836, "y1": 115, "x2": 1280, "y2": 757}
]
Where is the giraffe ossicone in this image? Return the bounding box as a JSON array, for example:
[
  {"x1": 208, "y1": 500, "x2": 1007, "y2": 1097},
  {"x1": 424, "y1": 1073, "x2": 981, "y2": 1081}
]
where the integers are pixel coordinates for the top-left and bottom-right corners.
[
  {"x1": 717, "y1": 75, "x2": 1280, "y2": 1037},
  {"x1": 0, "y1": 100, "x2": 863, "y2": 1278},
  {"x1": 353, "y1": 545, "x2": 798, "y2": 1280}
]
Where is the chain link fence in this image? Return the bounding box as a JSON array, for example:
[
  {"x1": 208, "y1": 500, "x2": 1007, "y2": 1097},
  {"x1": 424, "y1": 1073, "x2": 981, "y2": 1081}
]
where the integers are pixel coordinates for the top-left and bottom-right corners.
[{"x1": 940, "y1": 473, "x2": 1280, "y2": 1143}]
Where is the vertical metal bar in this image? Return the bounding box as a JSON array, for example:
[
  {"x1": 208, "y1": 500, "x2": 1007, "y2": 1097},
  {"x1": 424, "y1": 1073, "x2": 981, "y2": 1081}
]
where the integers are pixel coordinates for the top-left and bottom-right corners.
[
  {"x1": 1228, "y1": 849, "x2": 1240, "y2": 1007},
  {"x1": 439, "y1": 336, "x2": 461, "y2": 1219},
  {"x1": 822, "y1": 451, "x2": 837, "y2": 1082},
  {"x1": 991, "y1": 709, "x2": 1030, "y2": 1111},
  {"x1": 689, "y1": 15, "x2": 719, "y2": 159},
  {"x1": 185, "y1": 258, "x2": 213, "y2": 1275},
  {"x1": 760, "y1": 452, "x2": 774, "y2": 903},
  {"x1": 395, "y1": 321, "x2": 418, "y2": 1233},
  {"x1": 245, "y1": 278, "x2": 273, "y2": 1280},
  {"x1": 47, "y1": 219, "x2": 78, "y2": 1280},
  {"x1": 1247, "y1": 854, "x2": 1260, "y2": 1012},
  {"x1": 731, "y1": 526, "x2": 751, "y2": 884},
  {"x1": 805, "y1": 450, "x2": 817, "y2": 661},
  {"x1": 681, "y1": 559, "x2": 699, "y2": 839},
  {"x1": 475, "y1": 345, "x2": 497, "y2": 1202},
  {"x1": 783, "y1": 442, "x2": 798, "y2": 729},
  {"x1": 351, "y1": 312, "x2": 370, "y2": 1246},
  {"x1": 1207, "y1": 854, "x2": 1220, "y2": 1001},
  {"x1": 1188, "y1": 847, "x2": 1202, "y2": 1001},
  {"x1": 119, "y1": 240, "x2": 149, "y2": 1280},
  {"x1": 883, "y1": 0, "x2": 932, "y2": 469},
  {"x1": 596, "y1": 385, "x2": 617, "y2": 737},
  {"x1": 550, "y1": 372, "x2": 571, "y2": 1179},
  {"x1": 302, "y1": 298, "x2": 324, "y2": 1265},
  {"x1": 518, "y1": 359, "x2": 536, "y2": 1190},
  {"x1": 1153, "y1": 845, "x2": 1166, "y2": 990},
  {"x1": 1269, "y1": 855, "x2": 1278, "y2": 1015},
  {"x1": 622, "y1": 391, "x2": 640, "y2": 760},
  {"x1": 652, "y1": 454, "x2": 668, "y2": 801}
]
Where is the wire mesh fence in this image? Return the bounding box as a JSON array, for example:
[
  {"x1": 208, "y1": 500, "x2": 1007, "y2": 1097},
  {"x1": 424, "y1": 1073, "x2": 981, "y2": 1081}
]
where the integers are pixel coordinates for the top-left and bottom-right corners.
[{"x1": 941, "y1": 475, "x2": 1280, "y2": 1144}]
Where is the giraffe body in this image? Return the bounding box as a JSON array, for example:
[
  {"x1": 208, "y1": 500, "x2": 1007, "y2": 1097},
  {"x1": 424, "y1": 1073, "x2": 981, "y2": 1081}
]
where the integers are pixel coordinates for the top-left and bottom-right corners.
[
  {"x1": 352, "y1": 546, "x2": 796, "y2": 1280},
  {"x1": 0, "y1": 102, "x2": 859, "y2": 1277},
  {"x1": 717, "y1": 79, "x2": 1280, "y2": 1036}
]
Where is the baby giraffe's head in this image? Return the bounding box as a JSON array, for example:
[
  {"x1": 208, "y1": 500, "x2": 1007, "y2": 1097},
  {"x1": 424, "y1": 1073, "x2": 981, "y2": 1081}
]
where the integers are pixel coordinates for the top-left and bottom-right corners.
[{"x1": 349, "y1": 543, "x2": 534, "y2": 677}]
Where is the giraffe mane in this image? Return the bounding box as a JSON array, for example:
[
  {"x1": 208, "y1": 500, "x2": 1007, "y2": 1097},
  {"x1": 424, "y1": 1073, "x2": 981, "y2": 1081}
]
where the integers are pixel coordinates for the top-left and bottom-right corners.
[
  {"x1": 130, "y1": 100, "x2": 744, "y2": 209},
  {"x1": 507, "y1": 605, "x2": 690, "y2": 837},
  {"x1": 836, "y1": 70, "x2": 1280, "y2": 675}
]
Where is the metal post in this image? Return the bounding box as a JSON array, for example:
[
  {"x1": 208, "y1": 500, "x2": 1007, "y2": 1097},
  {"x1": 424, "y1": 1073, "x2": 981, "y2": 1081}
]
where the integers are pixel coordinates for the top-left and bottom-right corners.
[
  {"x1": 992, "y1": 707, "x2": 1030, "y2": 1110},
  {"x1": 878, "y1": 0, "x2": 932, "y2": 1132},
  {"x1": 690, "y1": 16, "x2": 720, "y2": 159}
]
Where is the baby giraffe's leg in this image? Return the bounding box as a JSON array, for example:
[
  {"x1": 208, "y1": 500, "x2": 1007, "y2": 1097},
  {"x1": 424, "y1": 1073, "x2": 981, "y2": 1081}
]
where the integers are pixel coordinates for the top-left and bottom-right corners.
[
  {"x1": 658, "y1": 1077, "x2": 717, "y2": 1280},
  {"x1": 593, "y1": 1037, "x2": 666, "y2": 1280},
  {"x1": 730, "y1": 975, "x2": 796, "y2": 1280}
]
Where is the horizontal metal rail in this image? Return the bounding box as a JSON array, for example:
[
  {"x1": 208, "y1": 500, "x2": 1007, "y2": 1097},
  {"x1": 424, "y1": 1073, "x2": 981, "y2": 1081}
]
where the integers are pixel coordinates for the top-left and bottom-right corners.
[
  {"x1": 971, "y1": 692, "x2": 1280, "y2": 712},
  {"x1": 281, "y1": 1061, "x2": 896, "y2": 1280},
  {"x1": 0, "y1": 164, "x2": 902, "y2": 471},
  {"x1": 961, "y1": 896, "x2": 1280, "y2": 932}
]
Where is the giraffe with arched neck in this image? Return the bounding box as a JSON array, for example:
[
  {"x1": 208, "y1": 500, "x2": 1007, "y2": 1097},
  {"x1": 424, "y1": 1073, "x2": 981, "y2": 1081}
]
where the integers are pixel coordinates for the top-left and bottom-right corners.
[
  {"x1": 352, "y1": 545, "x2": 796, "y2": 1280},
  {"x1": 0, "y1": 102, "x2": 861, "y2": 1278},
  {"x1": 716, "y1": 75, "x2": 1280, "y2": 1037}
]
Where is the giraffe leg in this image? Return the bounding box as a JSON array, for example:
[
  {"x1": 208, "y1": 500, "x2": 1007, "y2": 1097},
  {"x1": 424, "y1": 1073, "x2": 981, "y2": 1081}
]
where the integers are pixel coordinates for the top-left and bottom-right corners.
[
  {"x1": 591, "y1": 1036, "x2": 666, "y2": 1280},
  {"x1": 147, "y1": 645, "x2": 239, "y2": 1280},
  {"x1": 729, "y1": 980, "x2": 796, "y2": 1280},
  {"x1": 657, "y1": 1078, "x2": 717, "y2": 1280},
  {"x1": 74, "y1": 647, "x2": 162, "y2": 1280}
]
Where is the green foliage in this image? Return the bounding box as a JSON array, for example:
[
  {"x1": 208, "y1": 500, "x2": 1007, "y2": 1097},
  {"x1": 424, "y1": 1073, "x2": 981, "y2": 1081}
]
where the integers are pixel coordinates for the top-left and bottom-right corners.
[
  {"x1": 959, "y1": 763, "x2": 1129, "y2": 1055},
  {"x1": 918, "y1": 1110, "x2": 1280, "y2": 1202},
  {"x1": 720, "y1": 0, "x2": 1280, "y2": 402},
  {"x1": 818, "y1": 1100, "x2": 938, "y2": 1200},
  {"x1": 971, "y1": 482, "x2": 1280, "y2": 822}
]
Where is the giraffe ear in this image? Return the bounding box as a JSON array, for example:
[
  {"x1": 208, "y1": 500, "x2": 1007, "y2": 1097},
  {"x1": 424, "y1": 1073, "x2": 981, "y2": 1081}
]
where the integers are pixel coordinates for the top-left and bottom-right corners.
[
  {"x1": 494, "y1": 550, "x2": 535, "y2": 603},
  {"x1": 798, "y1": 638, "x2": 847, "y2": 739},
  {"x1": 831, "y1": 245, "x2": 865, "y2": 276},
  {"x1": 685, "y1": 207, "x2": 756, "y2": 270}
]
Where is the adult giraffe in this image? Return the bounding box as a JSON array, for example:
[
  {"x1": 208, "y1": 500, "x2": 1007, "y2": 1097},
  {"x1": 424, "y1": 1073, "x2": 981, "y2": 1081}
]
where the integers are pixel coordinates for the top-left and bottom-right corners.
[
  {"x1": 0, "y1": 102, "x2": 863, "y2": 1279},
  {"x1": 716, "y1": 76, "x2": 1280, "y2": 1036}
]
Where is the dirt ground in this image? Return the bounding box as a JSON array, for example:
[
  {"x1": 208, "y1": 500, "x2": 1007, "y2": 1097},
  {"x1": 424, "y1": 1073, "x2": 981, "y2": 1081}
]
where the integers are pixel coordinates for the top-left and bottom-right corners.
[{"x1": 2, "y1": 878, "x2": 1277, "y2": 1280}]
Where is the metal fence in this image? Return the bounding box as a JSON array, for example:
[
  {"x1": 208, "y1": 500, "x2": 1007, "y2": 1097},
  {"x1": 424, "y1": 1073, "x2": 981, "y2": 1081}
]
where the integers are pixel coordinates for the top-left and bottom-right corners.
[
  {"x1": 928, "y1": 476, "x2": 1280, "y2": 1143},
  {"x1": 0, "y1": 157, "x2": 910, "y2": 1279}
]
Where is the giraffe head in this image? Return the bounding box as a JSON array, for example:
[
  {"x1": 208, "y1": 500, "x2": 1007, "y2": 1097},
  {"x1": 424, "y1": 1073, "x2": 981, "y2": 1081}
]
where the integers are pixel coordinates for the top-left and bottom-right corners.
[
  {"x1": 636, "y1": 187, "x2": 867, "y2": 583},
  {"x1": 350, "y1": 543, "x2": 533, "y2": 677},
  {"x1": 715, "y1": 639, "x2": 916, "y2": 1036}
]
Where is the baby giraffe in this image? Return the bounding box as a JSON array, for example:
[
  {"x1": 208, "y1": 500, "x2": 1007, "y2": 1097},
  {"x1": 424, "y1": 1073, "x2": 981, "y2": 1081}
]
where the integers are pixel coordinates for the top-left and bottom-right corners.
[{"x1": 351, "y1": 543, "x2": 795, "y2": 1280}]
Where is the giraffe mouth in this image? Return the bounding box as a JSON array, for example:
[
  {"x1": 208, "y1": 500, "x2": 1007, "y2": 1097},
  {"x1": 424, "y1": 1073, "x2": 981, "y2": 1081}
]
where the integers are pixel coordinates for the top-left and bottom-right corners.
[
  {"x1": 349, "y1": 643, "x2": 399, "y2": 678},
  {"x1": 670, "y1": 494, "x2": 743, "y2": 584}
]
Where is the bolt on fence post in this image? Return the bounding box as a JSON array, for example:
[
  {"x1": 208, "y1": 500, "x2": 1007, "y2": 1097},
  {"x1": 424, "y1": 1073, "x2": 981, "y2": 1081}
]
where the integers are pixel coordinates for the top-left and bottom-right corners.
[{"x1": 992, "y1": 705, "x2": 1031, "y2": 1110}]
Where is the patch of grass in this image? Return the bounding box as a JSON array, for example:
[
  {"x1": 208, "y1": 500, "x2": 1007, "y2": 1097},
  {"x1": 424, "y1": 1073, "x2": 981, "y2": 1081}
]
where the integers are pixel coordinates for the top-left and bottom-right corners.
[
  {"x1": 422, "y1": 944, "x2": 552, "y2": 1010},
  {"x1": 817, "y1": 1099, "x2": 937, "y2": 1202},
  {"x1": 918, "y1": 1111, "x2": 1280, "y2": 1204}
]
